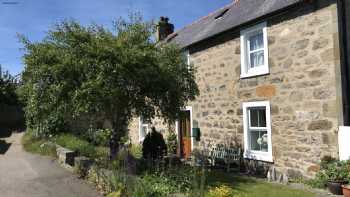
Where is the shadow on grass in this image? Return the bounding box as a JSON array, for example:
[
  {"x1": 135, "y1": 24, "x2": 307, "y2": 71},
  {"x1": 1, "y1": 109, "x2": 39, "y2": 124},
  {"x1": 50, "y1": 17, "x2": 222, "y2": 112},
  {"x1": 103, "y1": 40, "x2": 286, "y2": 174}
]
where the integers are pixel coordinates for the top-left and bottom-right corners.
[
  {"x1": 206, "y1": 170, "x2": 259, "y2": 193},
  {"x1": 205, "y1": 170, "x2": 315, "y2": 197},
  {"x1": 0, "y1": 139, "x2": 11, "y2": 154},
  {"x1": 207, "y1": 170, "x2": 257, "y2": 185}
]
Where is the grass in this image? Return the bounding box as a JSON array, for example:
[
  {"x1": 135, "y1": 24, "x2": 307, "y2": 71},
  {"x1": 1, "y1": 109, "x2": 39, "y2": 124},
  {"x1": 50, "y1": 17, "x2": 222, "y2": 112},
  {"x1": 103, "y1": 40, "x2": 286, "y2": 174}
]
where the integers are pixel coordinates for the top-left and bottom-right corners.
[
  {"x1": 53, "y1": 133, "x2": 109, "y2": 159},
  {"x1": 21, "y1": 132, "x2": 57, "y2": 157},
  {"x1": 129, "y1": 144, "x2": 142, "y2": 159},
  {"x1": 206, "y1": 171, "x2": 315, "y2": 197},
  {"x1": 22, "y1": 131, "x2": 109, "y2": 159}
]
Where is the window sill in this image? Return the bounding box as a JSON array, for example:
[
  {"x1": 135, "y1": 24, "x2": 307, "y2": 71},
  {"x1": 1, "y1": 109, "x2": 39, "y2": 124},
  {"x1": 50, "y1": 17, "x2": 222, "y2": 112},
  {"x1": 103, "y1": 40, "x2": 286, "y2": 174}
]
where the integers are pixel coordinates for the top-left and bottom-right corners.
[
  {"x1": 240, "y1": 70, "x2": 269, "y2": 79},
  {"x1": 244, "y1": 150, "x2": 273, "y2": 163}
]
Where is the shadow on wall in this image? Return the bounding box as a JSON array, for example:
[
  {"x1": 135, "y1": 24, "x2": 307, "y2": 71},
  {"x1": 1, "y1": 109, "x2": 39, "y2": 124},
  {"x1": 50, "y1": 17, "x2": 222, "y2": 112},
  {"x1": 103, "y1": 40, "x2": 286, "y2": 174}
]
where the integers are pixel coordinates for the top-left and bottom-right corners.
[
  {"x1": 243, "y1": 158, "x2": 271, "y2": 178},
  {"x1": 0, "y1": 139, "x2": 11, "y2": 154}
]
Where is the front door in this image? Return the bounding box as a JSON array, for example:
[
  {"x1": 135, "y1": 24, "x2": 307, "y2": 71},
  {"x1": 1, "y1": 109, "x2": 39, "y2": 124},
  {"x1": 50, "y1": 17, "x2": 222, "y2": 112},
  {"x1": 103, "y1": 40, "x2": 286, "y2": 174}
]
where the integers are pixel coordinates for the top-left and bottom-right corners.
[{"x1": 178, "y1": 110, "x2": 191, "y2": 159}]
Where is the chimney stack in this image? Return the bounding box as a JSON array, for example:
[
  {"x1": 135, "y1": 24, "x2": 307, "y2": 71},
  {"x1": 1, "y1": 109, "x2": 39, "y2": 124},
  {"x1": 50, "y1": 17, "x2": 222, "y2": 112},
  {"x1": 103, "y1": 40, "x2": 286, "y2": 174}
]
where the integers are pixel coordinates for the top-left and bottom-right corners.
[
  {"x1": 156, "y1": 16, "x2": 174, "y2": 42},
  {"x1": 233, "y1": 0, "x2": 240, "y2": 5}
]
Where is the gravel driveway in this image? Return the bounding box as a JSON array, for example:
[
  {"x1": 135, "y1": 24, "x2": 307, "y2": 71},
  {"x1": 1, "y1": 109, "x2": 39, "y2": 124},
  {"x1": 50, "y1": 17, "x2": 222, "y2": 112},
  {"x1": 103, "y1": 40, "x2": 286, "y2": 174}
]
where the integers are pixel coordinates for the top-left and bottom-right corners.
[{"x1": 0, "y1": 132, "x2": 101, "y2": 197}]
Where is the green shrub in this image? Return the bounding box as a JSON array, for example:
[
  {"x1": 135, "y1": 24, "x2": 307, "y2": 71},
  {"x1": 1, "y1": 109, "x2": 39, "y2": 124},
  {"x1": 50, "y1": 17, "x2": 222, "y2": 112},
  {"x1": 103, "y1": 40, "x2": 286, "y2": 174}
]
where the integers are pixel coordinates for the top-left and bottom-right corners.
[
  {"x1": 53, "y1": 133, "x2": 108, "y2": 159},
  {"x1": 94, "y1": 128, "x2": 112, "y2": 146},
  {"x1": 322, "y1": 160, "x2": 350, "y2": 182},
  {"x1": 87, "y1": 165, "x2": 155, "y2": 197},
  {"x1": 87, "y1": 160, "x2": 207, "y2": 196},
  {"x1": 306, "y1": 173, "x2": 328, "y2": 188},
  {"x1": 308, "y1": 159, "x2": 350, "y2": 188},
  {"x1": 95, "y1": 146, "x2": 110, "y2": 159},
  {"x1": 132, "y1": 177, "x2": 159, "y2": 197},
  {"x1": 163, "y1": 166, "x2": 194, "y2": 193},
  {"x1": 320, "y1": 155, "x2": 337, "y2": 169},
  {"x1": 142, "y1": 127, "x2": 167, "y2": 160},
  {"x1": 0, "y1": 65, "x2": 20, "y2": 106},
  {"x1": 140, "y1": 174, "x2": 178, "y2": 196},
  {"x1": 83, "y1": 128, "x2": 112, "y2": 147},
  {"x1": 139, "y1": 165, "x2": 197, "y2": 196}
]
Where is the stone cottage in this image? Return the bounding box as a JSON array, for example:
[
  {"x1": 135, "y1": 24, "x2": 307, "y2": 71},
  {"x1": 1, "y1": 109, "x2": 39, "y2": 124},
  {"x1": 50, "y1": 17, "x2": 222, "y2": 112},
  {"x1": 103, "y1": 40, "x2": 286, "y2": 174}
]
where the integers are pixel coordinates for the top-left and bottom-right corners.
[{"x1": 128, "y1": 0, "x2": 350, "y2": 179}]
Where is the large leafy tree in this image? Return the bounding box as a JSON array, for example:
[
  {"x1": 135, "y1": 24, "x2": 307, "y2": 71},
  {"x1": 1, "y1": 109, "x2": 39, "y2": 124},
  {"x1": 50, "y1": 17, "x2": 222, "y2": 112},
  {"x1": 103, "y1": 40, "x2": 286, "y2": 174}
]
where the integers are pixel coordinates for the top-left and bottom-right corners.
[
  {"x1": 19, "y1": 15, "x2": 199, "y2": 158},
  {"x1": 0, "y1": 65, "x2": 19, "y2": 106}
]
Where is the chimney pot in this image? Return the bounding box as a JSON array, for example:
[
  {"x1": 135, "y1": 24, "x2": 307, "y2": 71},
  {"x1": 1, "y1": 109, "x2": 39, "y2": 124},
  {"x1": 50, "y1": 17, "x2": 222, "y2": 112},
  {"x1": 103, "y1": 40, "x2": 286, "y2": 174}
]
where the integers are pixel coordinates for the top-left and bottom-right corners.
[{"x1": 156, "y1": 16, "x2": 174, "y2": 42}]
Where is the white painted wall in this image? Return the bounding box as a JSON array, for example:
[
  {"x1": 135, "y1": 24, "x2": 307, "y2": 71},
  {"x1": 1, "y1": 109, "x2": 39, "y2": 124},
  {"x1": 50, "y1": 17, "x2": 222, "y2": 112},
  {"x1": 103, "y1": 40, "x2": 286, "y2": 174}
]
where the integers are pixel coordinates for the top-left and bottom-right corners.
[{"x1": 339, "y1": 126, "x2": 350, "y2": 161}]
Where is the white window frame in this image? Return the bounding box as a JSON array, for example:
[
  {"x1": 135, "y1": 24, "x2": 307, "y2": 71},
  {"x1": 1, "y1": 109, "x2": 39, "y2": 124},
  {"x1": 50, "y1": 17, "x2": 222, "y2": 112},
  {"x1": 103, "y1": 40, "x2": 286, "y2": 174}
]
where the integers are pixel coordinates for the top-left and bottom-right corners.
[
  {"x1": 138, "y1": 117, "x2": 149, "y2": 142},
  {"x1": 240, "y1": 22, "x2": 269, "y2": 78},
  {"x1": 184, "y1": 50, "x2": 190, "y2": 70},
  {"x1": 243, "y1": 101, "x2": 273, "y2": 162}
]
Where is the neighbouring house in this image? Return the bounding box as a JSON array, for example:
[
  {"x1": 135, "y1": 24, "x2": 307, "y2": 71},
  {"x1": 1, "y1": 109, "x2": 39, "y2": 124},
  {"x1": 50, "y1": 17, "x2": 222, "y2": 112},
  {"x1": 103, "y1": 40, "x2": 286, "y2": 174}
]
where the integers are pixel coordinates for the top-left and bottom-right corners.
[{"x1": 128, "y1": 0, "x2": 350, "y2": 179}]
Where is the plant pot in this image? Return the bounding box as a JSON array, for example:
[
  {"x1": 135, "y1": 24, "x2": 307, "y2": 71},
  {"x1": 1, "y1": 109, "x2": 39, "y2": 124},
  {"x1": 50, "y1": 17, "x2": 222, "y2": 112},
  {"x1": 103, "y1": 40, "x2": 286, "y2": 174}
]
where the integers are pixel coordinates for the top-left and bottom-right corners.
[
  {"x1": 342, "y1": 185, "x2": 350, "y2": 197},
  {"x1": 327, "y1": 181, "x2": 347, "y2": 195}
]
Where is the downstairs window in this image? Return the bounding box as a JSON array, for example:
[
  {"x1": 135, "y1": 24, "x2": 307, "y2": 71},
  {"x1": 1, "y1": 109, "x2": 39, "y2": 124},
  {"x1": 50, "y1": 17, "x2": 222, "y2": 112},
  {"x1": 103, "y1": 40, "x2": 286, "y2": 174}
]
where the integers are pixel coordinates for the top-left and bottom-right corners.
[{"x1": 242, "y1": 101, "x2": 273, "y2": 162}]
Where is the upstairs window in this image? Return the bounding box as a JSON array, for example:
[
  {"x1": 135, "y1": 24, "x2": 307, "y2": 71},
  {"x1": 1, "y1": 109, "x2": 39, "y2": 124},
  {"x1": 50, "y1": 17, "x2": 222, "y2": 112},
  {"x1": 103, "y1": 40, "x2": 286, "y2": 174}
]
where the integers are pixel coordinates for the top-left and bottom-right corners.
[{"x1": 240, "y1": 22, "x2": 269, "y2": 78}]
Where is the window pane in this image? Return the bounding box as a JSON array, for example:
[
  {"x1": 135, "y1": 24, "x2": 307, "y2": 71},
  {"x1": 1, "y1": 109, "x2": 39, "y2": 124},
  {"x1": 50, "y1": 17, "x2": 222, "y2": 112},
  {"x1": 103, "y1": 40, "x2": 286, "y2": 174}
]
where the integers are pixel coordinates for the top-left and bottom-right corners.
[
  {"x1": 249, "y1": 108, "x2": 266, "y2": 127},
  {"x1": 250, "y1": 130, "x2": 268, "y2": 152},
  {"x1": 249, "y1": 50, "x2": 264, "y2": 68},
  {"x1": 250, "y1": 109, "x2": 259, "y2": 127},
  {"x1": 249, "y1": 32, "x2": 264, "y2": 51},
  {"x1": 258, "y1": 109, "x2": 266, "y2": 127}
]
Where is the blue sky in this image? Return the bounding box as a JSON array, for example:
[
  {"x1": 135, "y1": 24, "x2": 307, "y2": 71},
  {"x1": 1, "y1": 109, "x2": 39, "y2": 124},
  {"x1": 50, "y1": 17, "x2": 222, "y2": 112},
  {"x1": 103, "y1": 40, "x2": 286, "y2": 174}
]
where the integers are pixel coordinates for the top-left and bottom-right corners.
[{"x1": 0, "y1": 0, "x2": 231, "y2": 75}]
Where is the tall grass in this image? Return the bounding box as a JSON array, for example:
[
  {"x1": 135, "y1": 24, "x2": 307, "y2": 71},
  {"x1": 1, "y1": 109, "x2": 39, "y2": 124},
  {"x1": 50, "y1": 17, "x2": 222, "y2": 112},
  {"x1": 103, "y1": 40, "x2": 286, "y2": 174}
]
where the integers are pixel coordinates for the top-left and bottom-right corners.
[
  {"x1": 21, "y1": 131, "x2": 57, "y2": 157},
  {"x1": 22, "y1": 131, "x2": 109, "y2": 160}
]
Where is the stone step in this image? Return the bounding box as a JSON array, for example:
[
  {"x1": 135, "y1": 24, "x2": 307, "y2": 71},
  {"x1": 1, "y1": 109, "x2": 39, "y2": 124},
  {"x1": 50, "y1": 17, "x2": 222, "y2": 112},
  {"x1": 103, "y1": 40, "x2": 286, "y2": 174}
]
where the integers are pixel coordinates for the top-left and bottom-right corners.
[{"x1": 56, "y1": 145, "x2": 77, "y2": 167}]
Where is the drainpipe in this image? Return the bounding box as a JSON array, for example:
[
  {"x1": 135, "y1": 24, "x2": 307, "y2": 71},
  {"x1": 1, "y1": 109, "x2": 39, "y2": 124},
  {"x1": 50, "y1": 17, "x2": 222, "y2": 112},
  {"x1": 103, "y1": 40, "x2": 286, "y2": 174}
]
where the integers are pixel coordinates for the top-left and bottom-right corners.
[{"x1": 337, "y1": 0, "x2": 350, "y2": 126}]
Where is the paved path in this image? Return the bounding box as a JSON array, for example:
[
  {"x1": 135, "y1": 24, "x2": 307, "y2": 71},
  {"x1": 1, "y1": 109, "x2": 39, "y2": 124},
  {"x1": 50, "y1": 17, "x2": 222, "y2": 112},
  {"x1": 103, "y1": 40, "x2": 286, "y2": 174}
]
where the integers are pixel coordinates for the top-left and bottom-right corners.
[{"x1": 0, "y1": 132, "x2": 101, "y2": 197}]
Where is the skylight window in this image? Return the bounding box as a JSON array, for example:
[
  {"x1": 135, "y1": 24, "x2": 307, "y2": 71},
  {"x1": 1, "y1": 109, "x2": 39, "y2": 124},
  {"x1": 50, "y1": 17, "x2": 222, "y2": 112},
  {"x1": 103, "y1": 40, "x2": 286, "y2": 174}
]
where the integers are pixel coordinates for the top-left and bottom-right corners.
[{"x1": 215, "y1": 8, "x2": 229, "y2": 20}]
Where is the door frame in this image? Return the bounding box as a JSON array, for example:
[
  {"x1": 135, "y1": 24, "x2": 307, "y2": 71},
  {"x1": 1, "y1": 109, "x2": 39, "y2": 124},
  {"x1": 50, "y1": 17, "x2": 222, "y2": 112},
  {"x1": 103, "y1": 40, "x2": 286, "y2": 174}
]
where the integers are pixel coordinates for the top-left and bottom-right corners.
[{"x1": 175, "y1": 106, "x2": 194, "y2": 156}]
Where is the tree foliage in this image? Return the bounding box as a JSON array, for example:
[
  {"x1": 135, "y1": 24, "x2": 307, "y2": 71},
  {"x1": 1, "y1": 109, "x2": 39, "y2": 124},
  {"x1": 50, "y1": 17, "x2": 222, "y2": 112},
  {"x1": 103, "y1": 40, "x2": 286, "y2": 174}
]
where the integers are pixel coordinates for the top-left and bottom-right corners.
[
  {"x1": 19, "y1": 15, "x2": 199, "y2": 157},
  {"x1": 0, "y1": 65, "x2": 19, "y2": 106}
]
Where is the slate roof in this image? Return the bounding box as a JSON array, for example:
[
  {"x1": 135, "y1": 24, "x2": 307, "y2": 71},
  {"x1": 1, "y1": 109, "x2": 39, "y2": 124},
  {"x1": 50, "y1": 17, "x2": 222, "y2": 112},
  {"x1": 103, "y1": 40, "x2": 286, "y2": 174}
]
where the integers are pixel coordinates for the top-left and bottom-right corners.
[{"x1": 167, "y1": 0, "x2": 303, "y2": 48}]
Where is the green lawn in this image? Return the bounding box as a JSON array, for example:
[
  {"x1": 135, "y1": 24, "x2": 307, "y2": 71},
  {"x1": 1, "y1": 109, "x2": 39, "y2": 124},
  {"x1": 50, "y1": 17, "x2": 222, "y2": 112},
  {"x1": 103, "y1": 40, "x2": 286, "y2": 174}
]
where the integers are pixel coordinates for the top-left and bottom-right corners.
[{"x1": 206, "y1": 171, "x2": 315, "y2": 197}]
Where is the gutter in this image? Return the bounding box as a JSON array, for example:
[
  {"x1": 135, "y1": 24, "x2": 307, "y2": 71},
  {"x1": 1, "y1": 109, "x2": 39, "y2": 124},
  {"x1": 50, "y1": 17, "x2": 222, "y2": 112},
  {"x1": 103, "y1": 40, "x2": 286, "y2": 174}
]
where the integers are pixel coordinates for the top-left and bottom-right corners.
[{"x1": 337, "y1": 0, "x2": 350, "y2": 126}]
